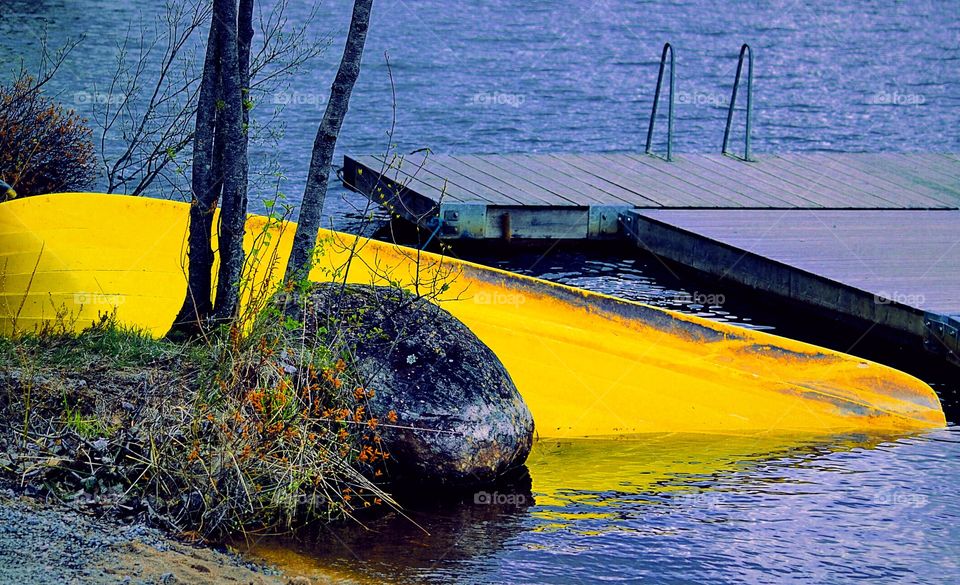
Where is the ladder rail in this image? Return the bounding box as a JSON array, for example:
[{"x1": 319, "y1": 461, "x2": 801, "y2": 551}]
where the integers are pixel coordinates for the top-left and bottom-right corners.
[
  {"x1": 722, "y1": 43, "x2": 754, "y2": 162},
  {"x1": 645, "y1": 42, "x2": 675, "y2": 162}
]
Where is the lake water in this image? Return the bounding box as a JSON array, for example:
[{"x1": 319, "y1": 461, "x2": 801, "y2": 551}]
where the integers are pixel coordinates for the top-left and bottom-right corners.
[
  {"x1": 243, "y1": 430, "x2": 960, "y2": 584},
  {"x1": 1, "y1": 0, "x2": 959, "y2": 583}
]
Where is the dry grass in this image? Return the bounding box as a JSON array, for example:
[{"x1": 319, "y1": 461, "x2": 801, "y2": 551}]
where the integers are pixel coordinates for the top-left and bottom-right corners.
[{"x1": 0, "y1": 305, "x2": 399, "y2": 541}]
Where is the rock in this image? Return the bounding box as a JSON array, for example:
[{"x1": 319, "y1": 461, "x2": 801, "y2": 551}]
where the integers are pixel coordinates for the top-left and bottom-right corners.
[{"x1": 300, "y1": 284, "x2": 534, "y2": 487}]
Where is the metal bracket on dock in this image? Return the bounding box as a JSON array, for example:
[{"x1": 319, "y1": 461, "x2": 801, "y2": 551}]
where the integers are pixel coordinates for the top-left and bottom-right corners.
[
  {"x1": 437, "y1": 203, "x2": 487, "y2": 239},
  {"x1": 589, "y1": 206, "x2": 631, "y2": 238},
  {"x1": 617, "y1": 210, "x2": 644, "y2": 241},
  {"x1": 923, "y1": 313, "x2": 960, "y2": 363}
]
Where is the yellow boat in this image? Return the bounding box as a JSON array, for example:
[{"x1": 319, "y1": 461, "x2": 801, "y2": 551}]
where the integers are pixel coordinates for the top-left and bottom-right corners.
[{"x1": 0, "y1": 193, "x2": 946, "y2": 436}]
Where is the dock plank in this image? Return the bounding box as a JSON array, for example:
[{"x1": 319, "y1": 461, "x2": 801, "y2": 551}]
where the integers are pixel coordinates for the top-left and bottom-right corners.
[
  {"x1": 688, "y1": 155, "x2": 832, "y2": 208},
  {"x1": 557, "y1": 154, "x2": 721, "y2": 207},
  {"x1": 542, "y1": 153, "x2": 695, "y2": 206},
  {"x1": 448, "y1": 155, "x2": 585, "y2": 206},
  {"x1": 359, "y1": 153, "x2": 504, "y2": 204},
  {"x1": 709, "y1": 155, "x2": 859, "y2": 208},
  {"x1": 591, "y1": 153, "x2": 756, "y2": 207},
  {"x1": 415, "y1": 154, "x2": 561, "y2": 206},
  {"x1": 814, "y1": 153, "x2": 960, "y2": 208},
  {"x1": 758, "y1": 156, "x2": 901, "y2": 208},
  {"x1": 482, "y1": 154, "x2": 632, "y2": 206},
  {"x1": 776, "y1": 154, "x2": 947, "y2": 209},
  {"x1": 513, "y1": 155, "x2": 663, "y2": 207},
  {"x1": 906, "y1": 153, "x2": 960, "y2": 181},
  {"x1": 351, "y1": 154, "x2": 467, "y2": 204},
  {"x1": 873, "y1": 154, "x2": 960, "y2": 193},
  {"x1": 837, "y1": 154, "x2": 960, "y2": 204},
  {"x1": 620, "y1": 153, "x2": 797, "y2": 208},
  {"x1": 603, "y1": 154, "x2": 761, "y2": 207}
]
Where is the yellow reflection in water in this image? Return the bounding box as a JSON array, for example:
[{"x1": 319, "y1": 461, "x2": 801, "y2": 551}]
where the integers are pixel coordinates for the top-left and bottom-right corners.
[
  {"x1": 239, "y1": 431, "x2": 917, "y2": 583},
  {"x1": 526, "y1": 432, "x2": 903, "y2": 529}
]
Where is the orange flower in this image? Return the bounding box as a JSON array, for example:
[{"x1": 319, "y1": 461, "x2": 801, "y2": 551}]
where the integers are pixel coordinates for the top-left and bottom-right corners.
[{"x1": 386, "y1": 410, "x2": 398, "y2": 424}]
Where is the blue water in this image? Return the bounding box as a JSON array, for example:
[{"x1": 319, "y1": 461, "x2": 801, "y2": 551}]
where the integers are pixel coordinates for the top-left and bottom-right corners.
[
  {"x1": 252, "y1": 430, "x2": 960, "y2": 584},
  {"x1": 2, "y1": 0, "x2": 958, "y2": 222},
  {"x1": 285, "y1": 0, "x2": 960, "y2": 222},
  {"x1": 2, "y1": 1, "x2": 960, "y2": 583}
]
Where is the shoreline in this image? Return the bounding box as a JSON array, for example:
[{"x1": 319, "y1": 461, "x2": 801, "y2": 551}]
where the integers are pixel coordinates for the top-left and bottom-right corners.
[{"x1": 0, "y1": 486, "x2": 291, "y2": 584}]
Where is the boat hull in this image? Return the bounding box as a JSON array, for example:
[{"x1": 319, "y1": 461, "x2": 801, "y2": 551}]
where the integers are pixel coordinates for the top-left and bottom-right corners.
[{"x1": 0, "y1": 193, "x2": 946, "y2": 436}]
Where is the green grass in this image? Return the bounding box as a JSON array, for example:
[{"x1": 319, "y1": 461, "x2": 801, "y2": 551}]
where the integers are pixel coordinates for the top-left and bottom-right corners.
[
  {"x1": 0, "y1": 315, "x2": 200, "y2": 370},
  {"x1": 63, "y1": 405, "x2": 113, "y2": 439}
]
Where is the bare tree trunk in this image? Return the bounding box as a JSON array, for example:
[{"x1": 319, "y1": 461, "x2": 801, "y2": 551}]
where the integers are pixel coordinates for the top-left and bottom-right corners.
[
  {"x1": 169, "y1": 7, "x2": 222, "y2": 337},
  {"x1": 285, "y1": 0, "x2": 373, "y2": 281},
  {"x1": 212, "y1": 0, "x2": 249, "y2": 321}
]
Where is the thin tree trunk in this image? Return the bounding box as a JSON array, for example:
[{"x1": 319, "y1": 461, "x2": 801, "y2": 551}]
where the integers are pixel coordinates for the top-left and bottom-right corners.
[
  {"x1": 169, "y1": 7, "x2": 222, "y2": 337},
  {"x1": 285, "y1": 0, "x2": 373, "y2": 281},
  {"x1": 237, "y1": 0, "x2": 254, "y2": 205},
  {"x1": 212, "y1": 0, "x2": 249, "y2": 321}
]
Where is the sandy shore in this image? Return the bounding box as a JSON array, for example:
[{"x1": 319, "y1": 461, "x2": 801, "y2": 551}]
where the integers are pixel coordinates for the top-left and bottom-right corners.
[{"x1": 0, "y1": 489, "x2": 289, "y2": 585}]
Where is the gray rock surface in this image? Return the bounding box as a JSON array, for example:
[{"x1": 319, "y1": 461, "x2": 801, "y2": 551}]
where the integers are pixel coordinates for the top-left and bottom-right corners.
[{"x1": 302, "y1": 284, "x2": 535, "y2": 487}]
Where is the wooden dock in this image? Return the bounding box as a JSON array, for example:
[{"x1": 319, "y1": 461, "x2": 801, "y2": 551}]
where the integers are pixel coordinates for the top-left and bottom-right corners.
[
  {"x1": 619, "y1": 209, "x2": 960, "y2": 362},
  {"x1": 343, "y1": 152, "x2": 960, "y2": 239},
  {"x1": 341, "y1": 151, "x2": 960, "y2": 363}
]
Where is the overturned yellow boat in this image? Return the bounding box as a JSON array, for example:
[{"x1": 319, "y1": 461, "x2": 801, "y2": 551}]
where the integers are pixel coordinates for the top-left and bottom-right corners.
[{"x1": 0, "y1": 193, "x2": 946, "y2": 435}]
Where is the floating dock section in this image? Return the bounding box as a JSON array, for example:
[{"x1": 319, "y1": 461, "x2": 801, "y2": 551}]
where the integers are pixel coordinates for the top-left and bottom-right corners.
[{"x1": 342, "y1": 152, "x2": 960, "y2": 364}]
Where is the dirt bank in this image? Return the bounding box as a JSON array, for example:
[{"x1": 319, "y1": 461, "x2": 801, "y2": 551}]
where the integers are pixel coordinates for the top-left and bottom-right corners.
[{"x1": 0, "y1": 488, "x2": 289, "y2": 584}]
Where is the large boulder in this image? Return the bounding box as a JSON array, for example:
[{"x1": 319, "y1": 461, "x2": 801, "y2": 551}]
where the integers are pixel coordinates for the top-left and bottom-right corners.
[{"x1": 300, "y1": 284, "x2": 534, "y2": 487}]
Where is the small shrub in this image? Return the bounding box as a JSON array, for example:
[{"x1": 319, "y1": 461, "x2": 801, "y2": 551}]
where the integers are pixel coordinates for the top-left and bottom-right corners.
[
  {"x1": 0, "y1": 307, "x2": 396, "y2": 541},
  {"x1": 0, "y1": 72, "x2": 98, "y2": 197},
  {"x1": 150, "y1": 297, "x2": 396, "y2": 538}
]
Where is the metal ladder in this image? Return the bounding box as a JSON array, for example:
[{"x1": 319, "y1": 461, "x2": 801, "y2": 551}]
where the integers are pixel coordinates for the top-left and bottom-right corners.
[
  {"x1": 722, "y1": 43, "x2": 754, "y2": 162},
  {"x1": 645, "y1": 42, "x2": 675, "y2": 161}
]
